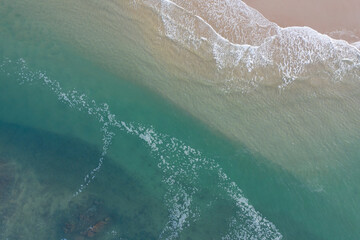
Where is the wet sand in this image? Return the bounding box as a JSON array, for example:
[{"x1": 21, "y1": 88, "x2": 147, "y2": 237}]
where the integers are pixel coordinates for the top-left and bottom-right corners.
[{"x1": 243, "y1": 0, "x2": 360, "y2": 42}]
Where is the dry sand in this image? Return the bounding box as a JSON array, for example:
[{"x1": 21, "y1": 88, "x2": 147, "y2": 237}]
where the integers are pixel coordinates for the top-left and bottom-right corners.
[{"x1": 243, "y1": 0, "x2": 360, "y2": 42}]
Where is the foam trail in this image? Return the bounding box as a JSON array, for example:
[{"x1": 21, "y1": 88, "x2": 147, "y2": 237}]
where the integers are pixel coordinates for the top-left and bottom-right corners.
[
  {"x1": 0, "y1": 58, "x2": 116, "y2": 196},
  {"x1": 1, "y1": 58, "x2": 283, "y2": 239}
]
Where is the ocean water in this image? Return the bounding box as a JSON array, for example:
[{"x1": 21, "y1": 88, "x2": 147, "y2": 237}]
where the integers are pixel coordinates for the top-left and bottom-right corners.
[{"x1": 1, "y1": 0, "x2": 360, "y2": 240}]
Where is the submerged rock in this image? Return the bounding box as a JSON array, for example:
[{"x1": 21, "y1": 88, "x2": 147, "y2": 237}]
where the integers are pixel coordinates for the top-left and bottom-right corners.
[
  {"x1": 63, "y1": 197, "x2": 111, "y2": 239},
  {"x1": 81, "y1": 217, "x2": 111, "y2": 238}
]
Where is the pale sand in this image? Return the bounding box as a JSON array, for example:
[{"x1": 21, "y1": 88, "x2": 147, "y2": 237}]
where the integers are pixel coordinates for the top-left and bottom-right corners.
[{"x1": 243, "y1": 0, "x2": 360, "y2": 42}]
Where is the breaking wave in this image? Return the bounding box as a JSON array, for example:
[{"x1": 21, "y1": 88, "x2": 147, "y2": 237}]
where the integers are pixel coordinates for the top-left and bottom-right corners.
[{"x1": 134, "y1": 0, "x2": 360, "y2": 92}]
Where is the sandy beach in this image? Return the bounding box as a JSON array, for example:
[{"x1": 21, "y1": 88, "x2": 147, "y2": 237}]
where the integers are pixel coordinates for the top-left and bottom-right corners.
[{"x1": 243, "y1": 0, "x2": 360, "y2": 42}]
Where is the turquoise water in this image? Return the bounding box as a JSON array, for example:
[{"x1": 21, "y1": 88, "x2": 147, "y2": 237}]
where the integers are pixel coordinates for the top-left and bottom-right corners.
[{"x1": 1, "y1": 1, "x2": 360, "y2": 240}]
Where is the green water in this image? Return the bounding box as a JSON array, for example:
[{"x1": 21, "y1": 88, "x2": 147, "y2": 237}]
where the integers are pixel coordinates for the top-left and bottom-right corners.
[{"x1": 1, "y1": 1, "x2": 360, "y2": 240}]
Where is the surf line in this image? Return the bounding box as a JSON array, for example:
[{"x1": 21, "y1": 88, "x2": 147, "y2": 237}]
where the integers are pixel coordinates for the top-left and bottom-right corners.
[{"x1": 1, "y1": 58, "x2": 283, "y2": 240}]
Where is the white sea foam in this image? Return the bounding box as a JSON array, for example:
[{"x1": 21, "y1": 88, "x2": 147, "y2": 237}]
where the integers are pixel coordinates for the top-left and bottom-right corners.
[
  {"x1": 1, "y1": 58, "x2": 117, "y2": 196},
  {"x1": 1, "y1": 58, "x2": 283, "y2": 239},
  {"x1": 353, "y1": 41, "x2": 360, "y2": 50},
  {"x1": 135, "y1": 0, "x2": 360, "y2": 91}
]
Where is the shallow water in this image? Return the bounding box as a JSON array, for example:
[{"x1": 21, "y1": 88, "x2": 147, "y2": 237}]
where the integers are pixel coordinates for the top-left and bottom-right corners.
[{"x1": 1, "y1": 0, "x2": 360, "y2": 240}]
